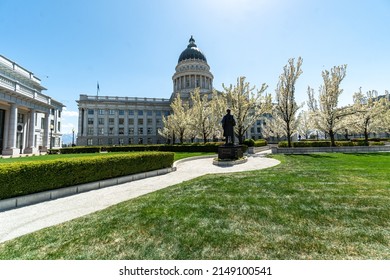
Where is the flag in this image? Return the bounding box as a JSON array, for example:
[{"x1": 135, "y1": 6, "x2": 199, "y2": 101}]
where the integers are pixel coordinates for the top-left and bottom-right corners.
[{"x1": 97, "y1": 82, "x2": 100, "y2": 96}]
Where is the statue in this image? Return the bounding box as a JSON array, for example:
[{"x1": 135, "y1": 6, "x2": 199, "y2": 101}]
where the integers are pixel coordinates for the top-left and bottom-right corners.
[{"x1": 221, "y1": 109, "x2": 236, "y2": 145}]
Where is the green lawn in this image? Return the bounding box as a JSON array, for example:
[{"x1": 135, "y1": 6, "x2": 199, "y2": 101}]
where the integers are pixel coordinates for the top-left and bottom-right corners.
[
  {"x1": 0, "y1": 152, "x2": 214, "y2": 164},
  {"x1": 0, "y1": 153, "x2": 389, "y2": 260}
]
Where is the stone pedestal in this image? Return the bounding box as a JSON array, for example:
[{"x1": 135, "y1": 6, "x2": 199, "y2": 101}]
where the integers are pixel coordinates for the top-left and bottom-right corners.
[{"x1": 218, "y1": 145, "x2": 244, "y2": 160}]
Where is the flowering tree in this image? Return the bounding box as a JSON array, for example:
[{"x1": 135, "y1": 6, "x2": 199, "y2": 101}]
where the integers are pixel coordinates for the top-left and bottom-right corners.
[
  {"x1": 222, "y1": 76, "x2": 272, "y2": 144},
  {"x1": 350, "y1": 88, "x2": 389, "y2": 143},
  {"x1": 307, "y1": 64, "x2": 350, "y2": 146},
  {"x1": 275, "y1": 57, "x2": 303, "y2": 147},
  {"x1": 297, "y1": 110, "x2": 313, "y2": 139},
  {"x1": 189, "y1": 88, "x2": 226, "y2": 143},
  {"x1": 158, "y1": 93, "x2": 190, "y2": 143},
  {"x1": 159, "y1": 115, "x2": 175, "y2": 143},
  {"x1": 261, "y1": 107, "x2": 287, "y2": 141}
]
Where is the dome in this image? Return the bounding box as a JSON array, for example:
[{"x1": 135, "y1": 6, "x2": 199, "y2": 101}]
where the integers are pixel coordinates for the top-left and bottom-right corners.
[{"x1": 178, "y1": 36, "x2": 207, "y2": 63}]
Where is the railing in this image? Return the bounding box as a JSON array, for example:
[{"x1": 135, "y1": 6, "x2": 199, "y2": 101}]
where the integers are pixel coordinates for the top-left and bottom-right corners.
[
  {"x1": 79, "y1": 95, "x2": 170, "y2": 103},
  {"x1": 0, "y1": 73, "x2": 51, "y2": 105},
  {"x1": 0, "y1": 55, "x2": 42, "y2": 85}
]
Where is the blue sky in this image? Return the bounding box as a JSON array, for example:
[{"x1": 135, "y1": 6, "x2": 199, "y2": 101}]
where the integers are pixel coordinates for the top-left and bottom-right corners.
[{"x1": 1, "y1": 0, "x2": 389, "y2": 134}]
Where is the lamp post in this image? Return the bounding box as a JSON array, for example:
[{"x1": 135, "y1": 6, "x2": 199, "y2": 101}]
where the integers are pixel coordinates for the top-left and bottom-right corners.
[
  {"x1": 50, "y1": 124, "x2": 54, "y2": 150},
  {"x1": 72, "y1": 128, "x2": 75, "y2": 146}
]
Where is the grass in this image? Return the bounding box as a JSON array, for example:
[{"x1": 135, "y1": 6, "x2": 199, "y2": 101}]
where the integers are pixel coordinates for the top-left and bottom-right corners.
[
  {"x1": 0, "y1": 153, "x2": 389, "y2": 259},
  {"x1": 0, "y1": 152, "x2": 214, "y2": 164}
]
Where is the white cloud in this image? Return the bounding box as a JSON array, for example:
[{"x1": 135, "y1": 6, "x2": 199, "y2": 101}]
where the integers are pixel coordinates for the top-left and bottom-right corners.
[
  {"x1": 61, "y1": 108, "x2": 79, "y2": 134},
  {"x1": 62, "y1": 109, "x2": 79, "y2": 117}
]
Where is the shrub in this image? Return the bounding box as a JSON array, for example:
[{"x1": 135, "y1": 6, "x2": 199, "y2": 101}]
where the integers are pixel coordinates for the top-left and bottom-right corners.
[
  {"x1": 254, "y1": 139, "x2": 268, "y2": 147},
  {"x1": 59, "y1": 143, "x2": 222, "y2": 154},
  {"x1": 0, "y1": 152, "x2": 174, "y2": 200},
  {"x1": 369, "y1": 141, "x2": 385, "y2": 146},
  {"x1": 243, "y1": 139, "x2": 255, "y2": 147}
]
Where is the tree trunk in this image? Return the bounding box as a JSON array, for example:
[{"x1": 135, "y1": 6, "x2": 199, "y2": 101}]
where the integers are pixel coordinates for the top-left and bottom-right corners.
[
  {"x1": 286, "y1": 124, "x2": 292, "y2": 148},
  {"x1": 329, "y1": 129, "x2": 336, "y2": 147},
  {"x1": 364, "y1": 127, "x2": 369, "y2": 146}
]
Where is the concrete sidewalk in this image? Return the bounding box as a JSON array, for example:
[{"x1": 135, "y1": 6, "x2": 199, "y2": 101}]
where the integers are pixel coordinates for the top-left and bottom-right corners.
[{"x1": 0, "y1": 152, "x2": 279, "y2": 243}]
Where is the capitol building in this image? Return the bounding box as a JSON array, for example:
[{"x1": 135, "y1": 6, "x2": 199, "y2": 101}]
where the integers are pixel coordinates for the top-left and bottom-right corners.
[{"x1": 76, "y1": 36, "x2": 263, "y2": 146}]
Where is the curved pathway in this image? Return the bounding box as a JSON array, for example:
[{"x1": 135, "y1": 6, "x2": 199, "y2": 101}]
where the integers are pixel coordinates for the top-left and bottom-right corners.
[{"x1": 0, "y1": 152, "x2": 279, "y2": 243}]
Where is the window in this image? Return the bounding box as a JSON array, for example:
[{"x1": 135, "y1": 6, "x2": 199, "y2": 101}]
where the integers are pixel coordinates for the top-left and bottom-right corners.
[
  {"x1": 119, "y1": 118, "x2": 125, "y2": 125},
  {"x1": 147, "y1": 119, "x2": 153, "y2": 125},
  {"x1": 138, "y1": 118, "x2": 143, "y2": 125},
  {"x1": 109, "y1": 109, "x2": 115, "y2": 115},
  {"x1": 98, "y1": 118, "x2": 104, "y2": 125},
  {"x1": 156, "y1": 110, "x2": 161, "y2": 117},
  {"x1": 87, "y1": 138, "x2": 93, "y2": 145},
  {"x1": 119, "y1": 128, "x2": 124, "y2": 135},
  {"x1": 98, "y1": 109, "x2": 105, "y2": 115},
  {"x1": 128, "y1": 118, "x2": 134, "y2": 125},
  {"x1": 129, "y1": 110, "x2": 134, "y2": 116},
  {"x1": 109, "y1": 127, "x2": 114, "y2": 135},
  {"x1": 88, "y1": 118, "x2": 94, "y2": 125},
  {"x1": 119, "y1": 110, "x2": 125, "y2": 116},
  {"x1": 17, "y1": 113, "x2": 24, "y2": 123},
  {"x1": 41, "y1": 117, "x2": 45, "y2": 129},
  {"x1": 129, "y1": 128, "x2": 134, "y2": 135},
  {"x1": 156, "y1": 119, "x2": 162, "y2": 126},
  {"x1": 138, "y1": 127, "x2": 143, "y2": 135},
  {"x1": 88, "y1": 127, "x2": 94, "y2": 135},
  {"x1": 88, "y1": 109, "x2": 94, "y2": 115},
  {"x1": 119, "y1": 138, "x2": 124, "y2": 145},
  {"x1": 57, "y1": 122, "x2": 61, "y2": 132},
  {"x1": 108, "y1": 138, "x2": 113, "y2": 145},
  {"x1": 98, "y1": 128, "x2": 104, "y2": 135},
  {"x1": 147, "y1": 110, "x2": 153, "y2": 116},
  {"x1": 138, "y1": 137, "x2": 143, "y2": 144},
  {"x1": 109, "y1": 118, "x2": 115, "y2": 125},
  {"x1": 147, "y1": 127, "x2": 153, "y2": 135},
  {"x1": 147, "y1": 138, "x2": 153, "y2": 144},
  {"x1": 58, "y1": 111, "x2": 61, "y2": 118},
  {"x1": 138, "y1": 110, "x2": 143, "y2": 116}
]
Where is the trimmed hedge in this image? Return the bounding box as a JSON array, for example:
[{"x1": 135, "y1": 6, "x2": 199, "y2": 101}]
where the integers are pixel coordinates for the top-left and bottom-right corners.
[
  {"x1": 242, "y1": 139, "x2": 268, "y2": 147},
  {"x1": 0, "y1": 152, "x2": 174, "y2": 200},
  {"x1": 254, "y1": 139, "x2": 268, "y2": 147},
  {"x1": 56, "y1": 143, "x2": 223, "y2": 154},
  {"x1": 278, "y1": 140, "x2": 385, "y2": 148}
]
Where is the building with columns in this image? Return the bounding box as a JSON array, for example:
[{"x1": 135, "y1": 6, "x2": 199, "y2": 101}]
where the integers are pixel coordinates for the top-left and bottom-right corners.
[
  {"x1": 77, "y1": 36, "x2": 215, "y2": 146},
  {"x1": 0, "y1": 55, "x2": 64, "y2": 156},
  {"x1": 77, "y1": 36, "x2": 264, "y2": 145}
]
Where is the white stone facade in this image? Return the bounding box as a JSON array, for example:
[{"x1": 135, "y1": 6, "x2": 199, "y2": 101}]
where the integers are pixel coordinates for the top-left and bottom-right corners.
[{"x1": 0, "y1": 55, "x2": 64, "y2": 155}]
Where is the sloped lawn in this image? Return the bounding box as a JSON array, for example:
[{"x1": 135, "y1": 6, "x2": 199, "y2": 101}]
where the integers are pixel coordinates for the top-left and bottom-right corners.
[{"x1": 0, "y1": 153, "x2": 389, "y2": 259}]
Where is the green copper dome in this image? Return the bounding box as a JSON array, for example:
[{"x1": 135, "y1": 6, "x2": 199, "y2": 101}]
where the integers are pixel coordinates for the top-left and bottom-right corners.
[{"x1": 178, "y1": 36, "x2": 207, "y2": 63}]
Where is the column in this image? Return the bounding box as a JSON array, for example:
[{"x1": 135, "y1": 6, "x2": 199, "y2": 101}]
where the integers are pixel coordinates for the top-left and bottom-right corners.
[
  {"x1": 41, "y1": 112, "x2": 50, "y2": 152},
  {"x1": 3, "y1": 103, "x2": 19, "y2": 156},
  {"x1": 77, "y1": 108, "x2": 83, "y2": 137},
  {"x1": 24, "y1": 109, "x2": 37, "y2": 154},
  {"x1": 83, "y1": 109, "x2": 88, "y2": 137}
]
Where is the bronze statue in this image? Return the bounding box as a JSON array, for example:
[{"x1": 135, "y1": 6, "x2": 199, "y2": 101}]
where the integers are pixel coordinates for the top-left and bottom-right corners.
[{"x1": 221, "y1": 109, "x2": 236, "y2": 145}]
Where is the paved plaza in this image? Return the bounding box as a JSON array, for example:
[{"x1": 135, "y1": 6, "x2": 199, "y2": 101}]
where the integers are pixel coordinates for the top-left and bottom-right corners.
[{"x1": 0, "y1": 152, "x2": 279, "y2": 243}]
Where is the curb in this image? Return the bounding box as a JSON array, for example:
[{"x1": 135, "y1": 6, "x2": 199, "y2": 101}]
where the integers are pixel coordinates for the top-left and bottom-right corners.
[
  {"x1": 0, "y1": 166, "x2": 176, "y2": 212},
  {"x1": 173, "y1": 154, "x2": 217, "y2": 168}
]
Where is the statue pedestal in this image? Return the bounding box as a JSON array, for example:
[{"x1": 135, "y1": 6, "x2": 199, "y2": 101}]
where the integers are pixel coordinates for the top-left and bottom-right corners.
[{"x1": 218, "y1": 145, "x2": 244, "y2": 160}]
